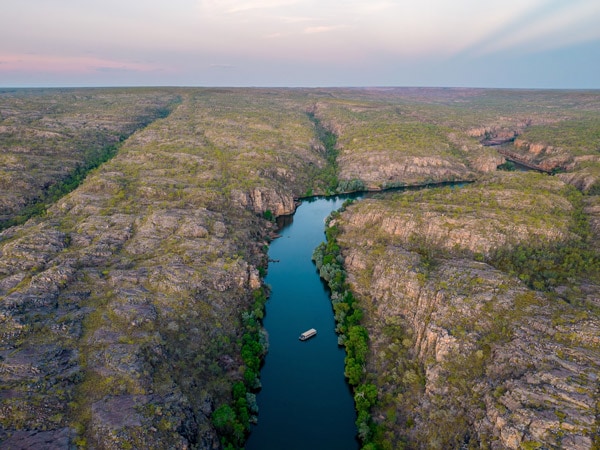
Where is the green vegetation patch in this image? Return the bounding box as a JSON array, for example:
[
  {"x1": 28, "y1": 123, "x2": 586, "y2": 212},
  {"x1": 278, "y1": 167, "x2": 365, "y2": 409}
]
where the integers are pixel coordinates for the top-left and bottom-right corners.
[{"x1": 517, "y1": 117, "x2": 600, "y2": 156}]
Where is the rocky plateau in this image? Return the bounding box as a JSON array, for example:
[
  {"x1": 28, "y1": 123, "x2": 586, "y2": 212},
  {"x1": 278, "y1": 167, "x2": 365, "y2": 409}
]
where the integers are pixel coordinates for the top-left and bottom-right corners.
[{"x1": 1, "y1": 87, "x2": 599, "y2": 449}]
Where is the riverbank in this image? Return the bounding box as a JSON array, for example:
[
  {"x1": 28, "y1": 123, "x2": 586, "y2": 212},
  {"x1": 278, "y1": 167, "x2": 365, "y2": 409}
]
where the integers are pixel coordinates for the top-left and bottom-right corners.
[
  {"x1": 335, "y1": 172, "x2": 600, "y2": 449},
  {"x1": 246, "y1": 195, "x2": 359, "y2": 450}
]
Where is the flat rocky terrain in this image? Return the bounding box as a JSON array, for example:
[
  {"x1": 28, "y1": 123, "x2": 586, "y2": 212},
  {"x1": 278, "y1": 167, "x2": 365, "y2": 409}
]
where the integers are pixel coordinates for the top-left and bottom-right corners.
[{"x1": 0, "y1": 87, "x2": 599, "y2": 449}]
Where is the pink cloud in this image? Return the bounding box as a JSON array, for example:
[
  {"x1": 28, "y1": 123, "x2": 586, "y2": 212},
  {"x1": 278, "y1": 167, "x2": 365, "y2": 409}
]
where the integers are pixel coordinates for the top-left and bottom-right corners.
[
  {"x1": 303, "y1": 25, "x2": 346, "y2": 34},
  {"x1": 0, "y1": 53, "x2": 164, "y2": 74}
]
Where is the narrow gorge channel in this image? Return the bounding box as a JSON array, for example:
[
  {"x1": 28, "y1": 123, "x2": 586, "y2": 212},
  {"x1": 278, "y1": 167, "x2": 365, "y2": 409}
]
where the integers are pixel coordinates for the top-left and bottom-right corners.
[{"x1": 246, "y1": 195, "x2": 360, "y2": 450}]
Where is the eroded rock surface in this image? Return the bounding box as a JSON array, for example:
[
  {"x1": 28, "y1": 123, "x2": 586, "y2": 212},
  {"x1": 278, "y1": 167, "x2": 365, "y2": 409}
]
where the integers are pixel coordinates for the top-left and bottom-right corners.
[
  {"x1": 338, "y1": 173, "x2": 600, "y2": 449},
  {"x1": 0, "y1": 89, "x2": 179, "y2": 229},
  {"x1": 0, "y1": 89, "x2": 328, "y2": 448}
]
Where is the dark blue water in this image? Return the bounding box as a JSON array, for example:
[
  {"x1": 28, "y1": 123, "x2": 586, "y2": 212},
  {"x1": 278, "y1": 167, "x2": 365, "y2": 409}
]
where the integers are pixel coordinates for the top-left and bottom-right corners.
[{"x1": 246, "y1": 195, "x2": 359, "y2": 450}]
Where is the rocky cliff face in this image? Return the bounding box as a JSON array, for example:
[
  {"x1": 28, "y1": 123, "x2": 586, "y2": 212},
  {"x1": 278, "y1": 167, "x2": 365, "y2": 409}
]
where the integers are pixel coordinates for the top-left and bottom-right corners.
[
  {"x1": 510, "y1": 139, "x2": 574, "y2": 171},
  {"x1": 310, "y1": 101, "x2": 478, "y2": 190},
  {"x1": 555, "y1": 155, "x2": 600, "y2": 194},
  {"x1": 338, "y1": 154, "x2": 474, "y2": 190},
  {"x1": 337, "y1": 173, "x2": 600, "y2": 449},
  {"x1": 231, "y1": 187, "x2": 297, "y2": 216}
]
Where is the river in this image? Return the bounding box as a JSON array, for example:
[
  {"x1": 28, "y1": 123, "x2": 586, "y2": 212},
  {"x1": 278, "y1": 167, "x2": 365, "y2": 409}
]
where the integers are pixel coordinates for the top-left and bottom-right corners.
[{"x1": 245, "y1": 195, "x2": 360, "y2": 450}]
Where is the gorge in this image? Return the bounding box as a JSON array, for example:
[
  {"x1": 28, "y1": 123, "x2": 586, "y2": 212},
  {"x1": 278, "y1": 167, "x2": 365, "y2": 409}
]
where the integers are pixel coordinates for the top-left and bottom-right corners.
[
  {"x1": 0, "y1": 87, "x2": 599, "y2": 449},
  {"x1": 246, "y1": 195, "x2": 359, "y2": 450}
]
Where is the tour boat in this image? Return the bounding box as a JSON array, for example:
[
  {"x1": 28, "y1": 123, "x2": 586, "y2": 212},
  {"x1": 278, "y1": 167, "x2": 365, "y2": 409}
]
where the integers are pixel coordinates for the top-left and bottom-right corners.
[{"x1": 299, "y1": 328, "x2": 317, "y2": 341}]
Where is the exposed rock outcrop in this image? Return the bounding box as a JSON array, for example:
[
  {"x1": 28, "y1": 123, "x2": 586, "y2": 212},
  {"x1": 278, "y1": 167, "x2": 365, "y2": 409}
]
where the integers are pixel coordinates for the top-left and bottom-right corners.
[
  {"x1": 475, "y1": 127, "x2": 519, "y2": 146},
  {"x1": 231, "y1": 187, "x2": 297, "y2": 216},
  {"x1": 337, "y1": 173, "x2": 599, "y2": 449},
  {"x1": 338, "y1": 154, "x2": 475, "y2": 190},
  {"x1": 469, "y1": 152, "x2": 505, "y2": 173},
  {"x1": 511, "y1": 139, "x2": 573, "y2": 171},
  {"x1": 556, "y1": 156, "x2": 600, "y2": 193},
  {"x1": 0, "y1": 89, "x2": 328, "y2": 449}
]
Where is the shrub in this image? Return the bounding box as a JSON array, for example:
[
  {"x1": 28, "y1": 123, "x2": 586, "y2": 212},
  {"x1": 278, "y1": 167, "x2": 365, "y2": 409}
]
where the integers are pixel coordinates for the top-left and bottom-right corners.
[{"x1": 312, "y1": 215, "x2": 380, "y2": 448}]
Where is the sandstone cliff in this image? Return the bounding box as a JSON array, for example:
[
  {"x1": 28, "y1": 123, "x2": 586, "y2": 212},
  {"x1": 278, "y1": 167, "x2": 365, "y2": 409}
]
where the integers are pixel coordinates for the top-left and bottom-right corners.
[
  {"x1": 337, "y1": 172, "x2": 599, "y2": 449},
  {"x1": 310, "y1": 100, "x2": 478, "y2": 190}
]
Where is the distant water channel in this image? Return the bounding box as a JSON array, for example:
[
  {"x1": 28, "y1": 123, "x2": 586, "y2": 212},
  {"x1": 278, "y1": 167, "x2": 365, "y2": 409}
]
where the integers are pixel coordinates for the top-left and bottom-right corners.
[{"x1": 246, "y1": 195, "x2": 360, "y2": 450}]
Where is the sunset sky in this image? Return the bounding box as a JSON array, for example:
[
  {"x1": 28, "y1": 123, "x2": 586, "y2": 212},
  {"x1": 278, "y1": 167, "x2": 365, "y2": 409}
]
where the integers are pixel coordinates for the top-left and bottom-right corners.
[{"x1": 1, "y1": 0, "x2": 599, "y2": 88}]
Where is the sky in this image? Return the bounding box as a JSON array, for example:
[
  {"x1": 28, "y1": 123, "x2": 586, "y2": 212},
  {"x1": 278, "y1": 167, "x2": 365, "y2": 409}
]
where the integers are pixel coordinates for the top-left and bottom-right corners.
[{"x1": 1, "y1": 0, "x2": 599, "y2": 88}]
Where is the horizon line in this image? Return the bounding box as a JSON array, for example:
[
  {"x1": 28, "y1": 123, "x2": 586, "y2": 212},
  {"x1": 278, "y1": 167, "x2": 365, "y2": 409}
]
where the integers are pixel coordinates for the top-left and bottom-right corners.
[{"x1": 1, "y1": 84, "x2": 600, "y2": 91}]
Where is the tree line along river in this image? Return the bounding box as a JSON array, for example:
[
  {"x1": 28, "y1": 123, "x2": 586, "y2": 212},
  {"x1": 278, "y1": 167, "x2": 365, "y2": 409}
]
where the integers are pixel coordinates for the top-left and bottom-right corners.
[
  {"x1": 245, "y1": 182, "x2": 473, "y2": 449},
  {"x1": 246, "y1": 194, "x2": 361, "y2": 450}
]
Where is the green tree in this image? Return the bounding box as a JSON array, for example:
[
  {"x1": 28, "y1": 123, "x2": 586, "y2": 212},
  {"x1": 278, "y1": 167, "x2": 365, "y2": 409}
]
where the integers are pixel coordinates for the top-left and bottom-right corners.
[{"x1": 212, "y1": 404, "x2": 236, "y2": 433}]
